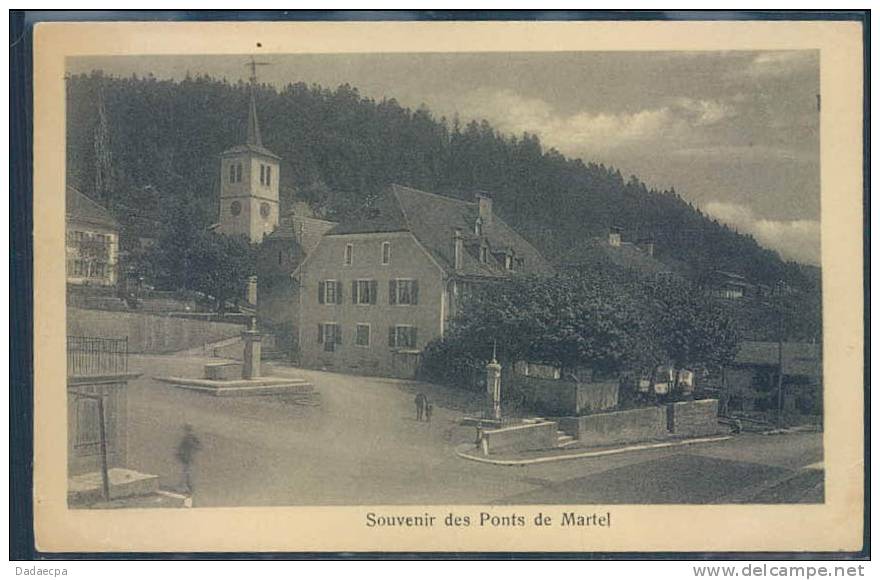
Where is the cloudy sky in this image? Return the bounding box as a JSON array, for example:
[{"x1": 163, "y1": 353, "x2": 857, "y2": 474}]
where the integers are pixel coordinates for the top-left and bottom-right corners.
[{"x1": 70, "y1": 51, "x2": 821, "y2": 265}]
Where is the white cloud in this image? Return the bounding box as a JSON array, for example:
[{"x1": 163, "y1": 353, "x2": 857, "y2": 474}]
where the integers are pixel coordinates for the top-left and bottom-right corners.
[
  {"x1": 672, "y1": 97, "x2": 736, "y2": 126},
  {"x1": 742, "y1": 51, "x2": 817, "y2": 78},
  {"x1": 454, "y1": 89, "x2": 719, "y2": 155},
  {"x1": 703, "y1": 201, "x2": 820, "y2": 265}
]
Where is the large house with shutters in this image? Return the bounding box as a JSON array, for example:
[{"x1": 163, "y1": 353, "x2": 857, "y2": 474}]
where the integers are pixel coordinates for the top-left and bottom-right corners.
[{"x1": 294, "y1": 184, "x2": 553, "y2": 378}]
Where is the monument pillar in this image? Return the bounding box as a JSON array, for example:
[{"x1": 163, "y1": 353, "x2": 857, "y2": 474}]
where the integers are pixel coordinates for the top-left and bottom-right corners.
[
  {"x1": 486, "y1": 357, "x2": 502, "y2": 422},
  {"x1": 242, "y1": 317, "x2": 262, "y2": 379}
]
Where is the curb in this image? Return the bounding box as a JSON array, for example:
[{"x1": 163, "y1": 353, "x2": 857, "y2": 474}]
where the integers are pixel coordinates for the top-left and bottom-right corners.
[{"x1": 455, "y1": 435, "x2": 733, "y2": 466}]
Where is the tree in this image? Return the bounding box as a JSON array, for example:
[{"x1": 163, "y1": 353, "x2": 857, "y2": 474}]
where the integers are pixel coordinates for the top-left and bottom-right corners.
[
  {"x1": 422, "y1": 271, "x2": 663, "y2": 386},
  {"x1": 641, "y1": 276, "x2": 740, "y2": 368},
  {"x1": 186, "y1": 230, "x2": 255, "y2": 313},
  {"x1": 144, "y1": 193, "x2": 255, "y2": 312}
]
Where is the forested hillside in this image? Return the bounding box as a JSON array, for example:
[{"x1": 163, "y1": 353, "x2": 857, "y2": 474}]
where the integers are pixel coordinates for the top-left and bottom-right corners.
[{"x1": 66, "y1": 71, "x2": 816, "y2": 291}]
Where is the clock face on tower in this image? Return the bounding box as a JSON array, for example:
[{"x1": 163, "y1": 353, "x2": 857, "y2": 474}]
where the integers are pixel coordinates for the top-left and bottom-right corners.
[
  {"x1": 260, "y1": 202, "x2": 271, "y2": 219},
  {"x1": 230, "y1": 201, "x2": 241, "y2": 216}
]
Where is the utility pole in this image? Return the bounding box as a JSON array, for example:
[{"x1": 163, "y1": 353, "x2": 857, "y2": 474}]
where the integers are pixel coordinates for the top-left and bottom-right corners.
[{"x1": 775, "y1": 280, "x2": 787, "y2": 428}]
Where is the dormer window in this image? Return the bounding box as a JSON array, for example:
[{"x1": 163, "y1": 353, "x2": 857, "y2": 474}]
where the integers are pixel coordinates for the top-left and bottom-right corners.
[
  {"x1": 474, "y1": 216, "x2": 483, "y2": 236},
  {"x1": 505, "y1": 255, "x2": 514, "y2": 271}
]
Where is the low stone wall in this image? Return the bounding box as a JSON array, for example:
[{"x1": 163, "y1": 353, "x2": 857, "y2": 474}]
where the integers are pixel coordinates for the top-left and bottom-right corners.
[
  {"x1": 68, "y1": 307, "x2": 242, "y2": 354},
  {"x1": 508, "y1": 373, "x2": 619, "y2": 416},
  {"x1": 669, "y1": 399, "x2": 722, "y2": 437},
  {"x1": 481, "y1": 421, "x2": 558, "y2": 455},
  {"x1": 576, "y1": 381, "x2": 619, "y2": 414},
  {"x1": 559, "y1": 406, "x2": 668, "y2": 447}
]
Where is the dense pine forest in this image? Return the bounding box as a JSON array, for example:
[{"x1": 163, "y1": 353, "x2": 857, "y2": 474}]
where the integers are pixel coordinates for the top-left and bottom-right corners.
[{"x1": 66, "y1": 71, "x2": 817, "y2": 293}]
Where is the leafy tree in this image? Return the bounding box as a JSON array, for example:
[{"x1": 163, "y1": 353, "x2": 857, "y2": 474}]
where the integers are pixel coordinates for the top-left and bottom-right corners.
[
  {"x1": 144, "y1": 194, "x2": 255, "y2": 312},
  {"x1": 423, "y1": 272, "x2": 663, "y2": 386},
  {"x1": 640, "y1": 276, "x2": 740, "y2": 368}
]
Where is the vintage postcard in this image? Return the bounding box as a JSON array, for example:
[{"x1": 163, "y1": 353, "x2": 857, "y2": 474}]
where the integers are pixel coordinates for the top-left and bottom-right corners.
[{"x1": 31, "y1": 18, "x2": 865, "y2": 553}]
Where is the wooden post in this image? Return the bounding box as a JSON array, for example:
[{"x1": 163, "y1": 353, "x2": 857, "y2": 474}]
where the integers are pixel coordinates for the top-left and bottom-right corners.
[{"x1": 96, "y1": 394, "x2": 111, "y2": 502}]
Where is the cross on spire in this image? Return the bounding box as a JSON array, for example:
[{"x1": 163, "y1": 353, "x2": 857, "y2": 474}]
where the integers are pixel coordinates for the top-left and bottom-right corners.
[
  {"x1": 246, "y1": 56, "x2": 271, "y2": 85},
  {"x1": 244, "y1": 57, "x2": 271, "y2": 146}
]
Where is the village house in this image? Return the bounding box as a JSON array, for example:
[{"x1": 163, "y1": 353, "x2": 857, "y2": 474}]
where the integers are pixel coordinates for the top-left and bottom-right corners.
[
  {"x1": 559, "y1": 226, "x2": 676, "y2": 278},
  {"x1": 66, "y1": 186, "x2": 120, "y2": 288},
  {"x1": 723, "y1": 339, "x2": 823, "y2": 417},
  {"x1": 294, "y1": 184, "x2": 554, "y2": 378}
]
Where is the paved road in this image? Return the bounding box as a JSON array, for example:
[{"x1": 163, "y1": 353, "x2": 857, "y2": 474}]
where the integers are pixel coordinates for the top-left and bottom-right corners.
[{"x1": 125, "y1": 355, "x2": 823, "y2": 507}]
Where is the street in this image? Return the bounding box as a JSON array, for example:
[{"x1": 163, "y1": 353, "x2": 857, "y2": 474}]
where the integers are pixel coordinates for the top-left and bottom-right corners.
[{"x1": 125, "y1": 355, "x2": 824, "y2": 507}]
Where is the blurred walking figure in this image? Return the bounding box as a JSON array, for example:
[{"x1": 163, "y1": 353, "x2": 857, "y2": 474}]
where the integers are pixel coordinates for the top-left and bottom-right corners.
[
  {"x1": 425, "y1": 402, "x2": 433, "y2": 423},
  {"x1": 176, "y1": 424, "x2": 202, "y2": 494},
  {"x1": 414, "y1": 393, "x2": 427, "y2": 421}
]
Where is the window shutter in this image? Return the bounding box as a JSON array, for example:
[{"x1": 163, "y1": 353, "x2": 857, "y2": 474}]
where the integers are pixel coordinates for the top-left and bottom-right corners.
[
  {"x1": 412, "y1": 280, "x2": 419, "y2": 305},
  {"x1": 411, "y1": 327, "x2": 418, "y2": 348},
  {"x1": 389, "y1": 280, "x2": 397, "y2": 305},
  {"x1": 370, "y1": 280, "x2": 378, "y2": 304},
  {"x1": 336, "y1": 281, "x2": 343, "y2": 304},
  {"x1": 388, "y1": 326, "x2": 396, "y2": 347},
  {"x1": 318, "y1": 281, "x2": 325, "y2": 304},
  {"x1": 317, "y1": 323, "x2": 324, "y2": 344},
  {"x1": 335, "y1": 325, "x2": 342, "y2": 344},
  {"x1": 352, "y1": 281, "x2": 358, "y2": 304}
]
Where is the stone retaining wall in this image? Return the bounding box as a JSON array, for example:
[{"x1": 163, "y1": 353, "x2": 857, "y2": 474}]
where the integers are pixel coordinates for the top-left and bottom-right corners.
[
  {"x1": 481, "y1": 421, "x2": 558, "y2": 455},
  {"x1": 668, "y1": 399, "x2": 722, "y2": 437},
  {"x1": 558, "y1": 406, "x2": 668, "y2": 447},
  {"x1": 68, "y1": 307, "x2": 242, "y2": 354}
]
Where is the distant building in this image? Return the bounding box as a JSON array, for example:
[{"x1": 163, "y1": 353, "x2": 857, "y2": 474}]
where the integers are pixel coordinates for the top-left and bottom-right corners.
[
  {"x1": 294, "y1": 184, "x2": 554, "y2": 378},
  {"x1": 707, "y1": 270, "x2": 752, "y2": 300},
  {"x1": 560, "y1": 227, "x2": 676, "y2": 278},
  {"x1": 66, "y1": 186, "x2": 120, "y2": 287},
  {"x1": 724, "y1": 340, "x2": 823, "y2": 416},
  {"x1": 217, "y1": 87, "x2": 281, "y2": 243}
]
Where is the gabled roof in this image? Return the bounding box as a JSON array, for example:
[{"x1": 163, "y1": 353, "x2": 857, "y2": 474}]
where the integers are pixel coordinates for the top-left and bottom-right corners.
[
  {"x1": 560, "y1": 237, "x2": 673, "y2": 277},
  {"x1": 220, "y1": 143, "x2": 281, "y2": 160},
  {"x1": 732, "y1": 340, "x2": 822, "y2": 377},
  {"x1": 329, "y1": 184, "x2": 553, "y2": 278},
  {"x1": 65, "y1": 186, "x2": 119, "y2": 229}
]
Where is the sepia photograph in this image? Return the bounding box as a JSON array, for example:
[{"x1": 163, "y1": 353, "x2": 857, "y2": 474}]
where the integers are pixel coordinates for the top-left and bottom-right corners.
[
  {"x1": 63, "y1": 49, "x2": 825, "y2": 509},
  {"x1": 26, "y1": 17, "x2": 865, "y2": 554}
]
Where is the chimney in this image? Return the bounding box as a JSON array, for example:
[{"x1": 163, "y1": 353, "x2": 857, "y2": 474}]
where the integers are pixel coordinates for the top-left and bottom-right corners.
[
  {"x1": 475, "y1": 192, "x2": 493, "y2": 225},
  {"x1": 608, "y1": 226, "x2": 622, "y2": 247},
  {"x1": 453, "y1": 228, "x2": 464, "y2": 270}
]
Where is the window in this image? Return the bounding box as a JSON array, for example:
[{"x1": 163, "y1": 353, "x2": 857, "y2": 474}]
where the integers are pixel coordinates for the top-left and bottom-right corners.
[
  {"x1": 266, "y1": 165, "x2": 272, "y2": 187},
  {"x1": 480, "y1": 246, "x2": 488, "y2": 264},
  {"x1": 230, "y1": 201, "x2": 242, "y2": 216},
  {"x1": 236, "y1": 163, "x2": 243, "y2": 183},
  {"x1": 381, "y1": 241, "x2": 391, "y2": 265},
  {"x1": 353, "y1": 279, "x2": 378, "y2": 305},
  {"x1": 344, "y1": 244, "x2": 354, "y2": 266},
  {"x1": 389, "y1": 325, "x2": 418, "y2": 349},
  {"x1": 355, "y1": 324, "x2": 371, "y2": 347},
  {"x1": 505, "y1": 255, "x2": 513, "y2": 270},
  {"x1": 474, "y1": 217, "x2": 483, "y2": 236},
  {"x1": 278, "y1": 250, "x2": 283, "y2": 265},
  {"x1": 229, "y1": 164, "x2": 236, "y2": 183},
  {"x1": 317, "y1": 323, "x2": 341, "y2": 352},
  {"x1": 260, "y1": 164, "x2": 266, "y2": 185},
  {"x1": 389, "y1": 279, "x2": 419, "y2": 305},
  {"x1": 318, "y1": 280, "x2": 342, "y2": 304}
]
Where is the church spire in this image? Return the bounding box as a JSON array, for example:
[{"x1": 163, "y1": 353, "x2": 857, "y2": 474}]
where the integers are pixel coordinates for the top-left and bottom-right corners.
[
  {"x1": 247, "y1": 89, "x2": 262, "y2": 146},
  {"x1": 245, "y1": 56, "x2": 270, "y2": 147}
]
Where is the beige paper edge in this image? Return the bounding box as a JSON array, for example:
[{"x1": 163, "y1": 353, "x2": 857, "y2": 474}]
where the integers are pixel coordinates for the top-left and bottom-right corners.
[{"x1": 31, "y1": 20, "x2": 865, "y2": 553}]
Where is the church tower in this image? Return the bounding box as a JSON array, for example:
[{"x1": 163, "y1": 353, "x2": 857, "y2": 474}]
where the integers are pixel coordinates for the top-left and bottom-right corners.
[{"x1": 218, "y1": 65, "x2": 280, "y2": 243}]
